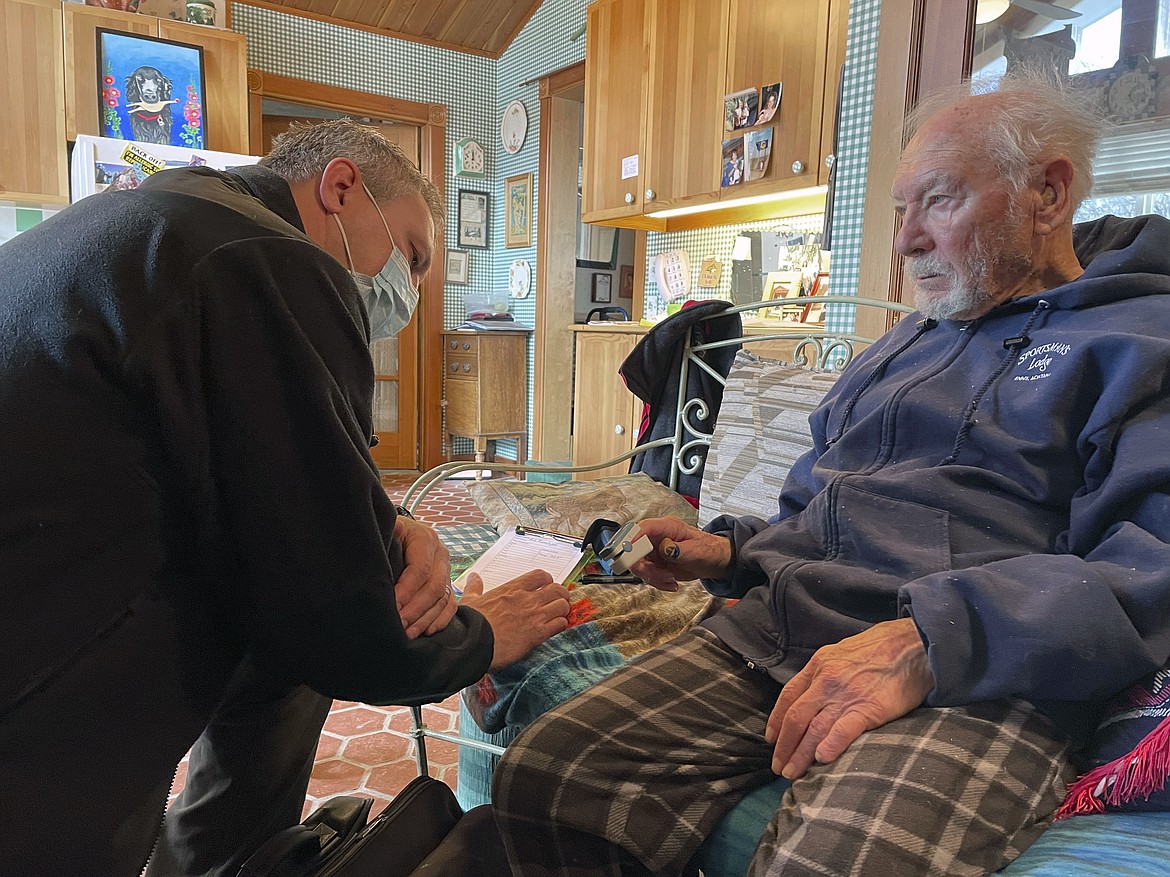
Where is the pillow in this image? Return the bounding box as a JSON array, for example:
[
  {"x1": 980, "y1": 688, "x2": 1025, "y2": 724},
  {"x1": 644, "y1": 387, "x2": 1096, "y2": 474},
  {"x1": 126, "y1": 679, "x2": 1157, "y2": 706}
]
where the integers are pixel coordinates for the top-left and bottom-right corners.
[
  {"x1": 467, "y1": 472, "x2": 698, "y2": 537},
  {"x1": 1057, "y1": 665, "x2": 1170, "y2": 817},
  {"x1": 698, "y1": 351, "x2": 841, "y2": 527}
]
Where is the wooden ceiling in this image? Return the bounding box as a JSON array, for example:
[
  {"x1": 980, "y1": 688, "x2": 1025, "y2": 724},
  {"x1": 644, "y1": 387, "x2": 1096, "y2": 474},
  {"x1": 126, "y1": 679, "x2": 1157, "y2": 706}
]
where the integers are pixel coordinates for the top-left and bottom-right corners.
[{"x1": 246, "y1": 0, "x2": 545, "y2": 59}]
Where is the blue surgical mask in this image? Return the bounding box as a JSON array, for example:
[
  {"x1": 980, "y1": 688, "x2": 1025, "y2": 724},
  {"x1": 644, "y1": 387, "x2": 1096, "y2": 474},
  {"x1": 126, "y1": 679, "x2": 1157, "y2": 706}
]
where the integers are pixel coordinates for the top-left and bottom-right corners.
[{"x1": 333, "y1": 184, "x2": 420, "y2": 342}]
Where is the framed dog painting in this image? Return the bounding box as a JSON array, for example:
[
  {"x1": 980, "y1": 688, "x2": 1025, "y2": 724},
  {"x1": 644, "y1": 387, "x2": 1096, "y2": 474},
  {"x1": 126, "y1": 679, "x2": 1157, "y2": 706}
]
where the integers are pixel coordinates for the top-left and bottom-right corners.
[{"x1": 97, "y1": 30, "x2": 206, "y2": 149}]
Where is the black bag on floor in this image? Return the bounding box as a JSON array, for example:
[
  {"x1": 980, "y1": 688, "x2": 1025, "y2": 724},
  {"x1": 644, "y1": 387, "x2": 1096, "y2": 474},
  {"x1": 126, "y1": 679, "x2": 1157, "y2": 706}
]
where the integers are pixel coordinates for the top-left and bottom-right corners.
[{"x1": 236, "y1": 775, "x2": 464, "y2": 877}]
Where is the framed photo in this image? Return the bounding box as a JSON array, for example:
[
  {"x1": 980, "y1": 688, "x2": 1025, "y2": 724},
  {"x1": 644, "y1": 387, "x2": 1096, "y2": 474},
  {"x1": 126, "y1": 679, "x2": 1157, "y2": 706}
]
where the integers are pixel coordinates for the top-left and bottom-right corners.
[
  {"x1": 504, "y1": 172, "x2": 533, "y2": 248},
  {"x1": 802, "y1": 301, "x2": 826, "y2": 324},
  {"x1": 446, "y1": 249, "x2": 469, "y2": 285},
  {"x1": 619, "y1": 264, "x2": 635, "y2": 299},
  {"x1": 97, "y1": 29, "x2": 206, "y2": 149},
  {"x1": 457, "y1": 189, "x2": 489, "y2": 249},
  {"x1": 592, "y1": 272, "x2": 613, "y2": 303}
]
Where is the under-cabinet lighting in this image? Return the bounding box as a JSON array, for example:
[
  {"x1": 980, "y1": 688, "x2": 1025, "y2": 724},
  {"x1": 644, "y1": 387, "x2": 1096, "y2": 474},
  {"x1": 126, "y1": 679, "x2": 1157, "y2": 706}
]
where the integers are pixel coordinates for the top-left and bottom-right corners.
[{"x1": 645, "y1": 185, "x2": 828, "y2": 219}]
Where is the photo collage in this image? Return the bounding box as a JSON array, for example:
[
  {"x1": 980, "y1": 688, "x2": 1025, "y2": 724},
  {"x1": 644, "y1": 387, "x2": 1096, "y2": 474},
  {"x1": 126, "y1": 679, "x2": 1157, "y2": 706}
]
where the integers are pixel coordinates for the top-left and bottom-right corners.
[{"x1": 722, "y1": 81, "x2": 780, "y2": 188}]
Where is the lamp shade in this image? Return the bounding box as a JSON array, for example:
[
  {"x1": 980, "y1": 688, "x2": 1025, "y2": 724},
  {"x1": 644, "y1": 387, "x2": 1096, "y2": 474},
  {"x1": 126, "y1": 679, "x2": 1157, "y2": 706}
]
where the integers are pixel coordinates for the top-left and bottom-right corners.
[{"x1": 975, "y1": 0, "x2": 1010, "y2": 24}]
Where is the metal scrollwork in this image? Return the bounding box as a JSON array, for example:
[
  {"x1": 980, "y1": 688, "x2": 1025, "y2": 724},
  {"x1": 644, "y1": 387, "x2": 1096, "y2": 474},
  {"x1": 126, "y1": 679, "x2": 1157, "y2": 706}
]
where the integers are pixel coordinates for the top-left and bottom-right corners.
[{"x1": 821, "y1": 339, "x2": 856, "y2": 372}]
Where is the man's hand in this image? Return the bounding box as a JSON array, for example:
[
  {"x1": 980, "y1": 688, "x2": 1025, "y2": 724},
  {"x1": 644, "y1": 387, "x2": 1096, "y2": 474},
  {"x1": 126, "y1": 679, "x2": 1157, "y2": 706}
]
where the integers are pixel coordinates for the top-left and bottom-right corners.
[
  {"x1": 394, "y1": 516, "x2": 457, "y2": 639},
  {"x1": 460, "y1": 572, "x2": 571, "y2": 670},
  {"x1": 765, "y1": 618, "x2": 934, "y2": 779},
  {"x1": 627, "y1": 516, "x2": 733, "y2": 591}
]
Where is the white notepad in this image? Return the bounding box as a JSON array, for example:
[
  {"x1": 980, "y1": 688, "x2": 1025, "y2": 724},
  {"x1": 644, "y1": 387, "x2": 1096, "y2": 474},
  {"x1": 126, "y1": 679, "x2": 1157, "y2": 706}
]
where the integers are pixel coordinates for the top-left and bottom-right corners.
[{"x1": 454, "y1": 527, "x2": 585, "y2": 594}]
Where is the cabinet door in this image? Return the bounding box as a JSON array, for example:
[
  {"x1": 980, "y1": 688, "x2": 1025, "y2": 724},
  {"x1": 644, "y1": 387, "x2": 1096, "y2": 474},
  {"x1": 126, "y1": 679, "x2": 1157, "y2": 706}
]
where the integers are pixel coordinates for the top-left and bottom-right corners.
[
  {"x1": 64, "y1": 3, "x2": 157, "y2": 142},
  {"x1": 572, "y1": 332, "x2": 642, "y2": 481},
  {"x1": 158, "y1": 20, "x2": 249, "y2": 154},
  {"x1": 581, "y1": 0, "x2": 648, "y2": 223},
  {"x1": 0, "y1": 0, "x2": 67, "y2": 203},
  {"x1": 642, "y1": 0, "x2": 728, "y2": 213},
  {"x1": 725, "y1": 0, "x2": 832, "y2": 197},
  {"x1": 818, "y1": 0, "x2": 849, "y2": 187}
]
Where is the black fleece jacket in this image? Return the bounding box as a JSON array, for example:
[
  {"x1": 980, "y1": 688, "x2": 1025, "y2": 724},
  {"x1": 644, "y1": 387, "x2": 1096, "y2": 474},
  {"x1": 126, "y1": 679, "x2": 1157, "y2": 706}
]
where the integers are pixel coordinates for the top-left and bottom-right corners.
[{"x1": 0, "y1": 165, "x2": 491, "y2": 875}]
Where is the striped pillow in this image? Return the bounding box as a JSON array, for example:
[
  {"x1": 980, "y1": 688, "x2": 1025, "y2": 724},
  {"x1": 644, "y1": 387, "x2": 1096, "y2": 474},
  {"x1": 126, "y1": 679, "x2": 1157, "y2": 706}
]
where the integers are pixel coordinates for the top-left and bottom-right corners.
[{"x1": 698, "y1": 351, "x2": 839, "y2": 526}]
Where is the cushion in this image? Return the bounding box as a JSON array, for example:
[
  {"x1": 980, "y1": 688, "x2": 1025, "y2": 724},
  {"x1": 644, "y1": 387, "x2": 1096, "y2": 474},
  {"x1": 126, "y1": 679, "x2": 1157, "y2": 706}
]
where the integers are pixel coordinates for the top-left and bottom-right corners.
[
  {"x1": 998, "y1": 811, "x2": 1170, "y2": 876},
  {"x1": 1057, "y1": 665, "x2": 1170, "y2": 816},
  {"x1": 467, "y1": 472, "x2": 697, "y2": 537},
  {"x1": 698, "y1": 351, "x2": 840, "y2": 527}
]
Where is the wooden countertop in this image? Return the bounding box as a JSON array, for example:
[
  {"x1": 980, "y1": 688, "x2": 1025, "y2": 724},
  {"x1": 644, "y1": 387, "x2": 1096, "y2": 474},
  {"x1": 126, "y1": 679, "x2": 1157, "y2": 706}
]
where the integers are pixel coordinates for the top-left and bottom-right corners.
[{"x1": 569, "y1": 322, "x2": 649, "y2": 334}]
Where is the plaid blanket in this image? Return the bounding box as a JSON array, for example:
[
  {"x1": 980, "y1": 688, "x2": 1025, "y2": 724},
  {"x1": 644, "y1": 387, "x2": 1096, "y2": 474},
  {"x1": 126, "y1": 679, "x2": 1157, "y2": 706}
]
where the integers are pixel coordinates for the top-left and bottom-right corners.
[{"x1": 463, "y1": 579, "x2": 725, "y2": 734}]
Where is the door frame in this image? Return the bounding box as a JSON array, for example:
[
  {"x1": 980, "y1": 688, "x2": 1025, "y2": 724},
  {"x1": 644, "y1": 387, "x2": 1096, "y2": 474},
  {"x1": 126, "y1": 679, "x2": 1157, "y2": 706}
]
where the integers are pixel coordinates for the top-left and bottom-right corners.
[{"x1": 246, "y1": 70, "x2": 448, "y2": 471}]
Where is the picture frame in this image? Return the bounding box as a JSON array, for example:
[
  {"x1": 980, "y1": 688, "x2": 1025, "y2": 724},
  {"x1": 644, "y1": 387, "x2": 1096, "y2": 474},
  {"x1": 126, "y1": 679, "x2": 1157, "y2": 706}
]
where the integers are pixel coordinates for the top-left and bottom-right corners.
[
  {"x1": 592, "y1": 272, "x2": 613, "y2": 303},
  {"x1": 504, "y1": 172, "x2": 533, "y2": 248},
  {"x1": 97, "y1": 29, "x2": 207, "y2": 149},
  {"x1": 763, "y1": 270, "x2": 802, "y2": 319},
  {"x1": 457, "y1": 189, "x2": 489, "y2": 249},
  {"x1": 802, "y1": 301, "x2": 826, "y2": 324},
  {"x1": 446, "y1": 249, "x2": 469, "y2": 285},
  {"x1": 619, "y1": 264, "x2": 635, "y2": 299}
]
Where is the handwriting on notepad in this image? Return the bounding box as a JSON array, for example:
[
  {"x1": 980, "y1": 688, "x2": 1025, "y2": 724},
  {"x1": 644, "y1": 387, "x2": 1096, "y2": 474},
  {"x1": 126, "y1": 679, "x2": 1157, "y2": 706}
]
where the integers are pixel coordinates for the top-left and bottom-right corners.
[{"x1": 455, "y1": 529, "x2": 583, "y2": 593}]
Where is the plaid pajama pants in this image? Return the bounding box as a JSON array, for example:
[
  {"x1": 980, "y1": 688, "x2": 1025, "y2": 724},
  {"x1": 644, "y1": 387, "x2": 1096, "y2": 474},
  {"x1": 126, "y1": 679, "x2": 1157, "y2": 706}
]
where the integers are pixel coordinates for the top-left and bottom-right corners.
[{"x1": 492, "y1": 627, "x2": 1074, "y2": 877}]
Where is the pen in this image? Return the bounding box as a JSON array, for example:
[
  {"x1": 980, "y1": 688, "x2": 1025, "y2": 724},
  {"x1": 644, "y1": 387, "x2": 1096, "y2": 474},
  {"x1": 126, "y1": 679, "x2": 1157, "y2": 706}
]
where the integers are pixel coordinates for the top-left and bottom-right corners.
[{"x1": 514, "y1": 525, "x2": 583, "y2": 547}]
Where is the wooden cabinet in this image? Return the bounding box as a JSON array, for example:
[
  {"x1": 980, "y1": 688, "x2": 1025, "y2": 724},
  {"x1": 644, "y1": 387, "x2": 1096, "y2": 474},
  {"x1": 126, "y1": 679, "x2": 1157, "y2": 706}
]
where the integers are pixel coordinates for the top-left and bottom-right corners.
[
  {"x1": 64, "y1": 3, "x2": 249, "y2": 153},
  {"x1": 581, "y1": 0, "x2": 648, "y2": 223},
  {"x1": 442, "y1": 331, "x2": 529, "y2": 465},
  {"x1": 571, "y1": 328, "x2": 645, "y2": 481},
  {"x1": 0, "y1": 0, "x2": 68, "y2": 204},
  {"x1": 582, "y1": 0, "x2": 846, "y2": 228}
]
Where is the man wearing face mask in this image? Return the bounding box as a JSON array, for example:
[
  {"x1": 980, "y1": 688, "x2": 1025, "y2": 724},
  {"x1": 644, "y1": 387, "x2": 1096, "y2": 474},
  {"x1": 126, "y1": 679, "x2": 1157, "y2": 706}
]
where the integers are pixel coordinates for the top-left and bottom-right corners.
[{"x1": 0, "y1": 120, "x2": 571, "y2": 876}]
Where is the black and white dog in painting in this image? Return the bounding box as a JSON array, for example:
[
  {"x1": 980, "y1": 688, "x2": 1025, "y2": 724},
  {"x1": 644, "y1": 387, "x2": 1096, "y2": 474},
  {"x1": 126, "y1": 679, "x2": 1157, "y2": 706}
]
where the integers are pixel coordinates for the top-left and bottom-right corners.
[{"x1": 124, "y1": 66, "x2": 175, "y2": 144}]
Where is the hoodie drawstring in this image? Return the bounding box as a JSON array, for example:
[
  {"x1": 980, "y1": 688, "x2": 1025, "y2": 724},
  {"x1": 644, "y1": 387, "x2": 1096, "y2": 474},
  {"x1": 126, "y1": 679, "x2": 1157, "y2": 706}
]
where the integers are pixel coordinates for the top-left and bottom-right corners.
[
  {"x1": 940, "y1": 300, "x2": 1052, "y2": 465},
  {"x1": 827, "y1": 318, "x2": 939, "y2": 445}
]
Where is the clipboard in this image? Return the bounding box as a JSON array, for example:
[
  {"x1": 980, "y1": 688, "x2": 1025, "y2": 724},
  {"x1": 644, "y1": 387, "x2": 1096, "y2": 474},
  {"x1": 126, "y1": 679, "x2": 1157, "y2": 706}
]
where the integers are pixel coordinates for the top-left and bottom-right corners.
[{"x1": 453, "y1": 526, "x2": 587, "y2": 594}]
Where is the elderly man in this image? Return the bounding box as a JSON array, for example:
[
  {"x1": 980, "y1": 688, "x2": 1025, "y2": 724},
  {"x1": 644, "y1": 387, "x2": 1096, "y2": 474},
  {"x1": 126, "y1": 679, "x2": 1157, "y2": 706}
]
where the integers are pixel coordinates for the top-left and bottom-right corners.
[
  {"x1": 492, "y1": 72, "x2": 1170, "y2": 876},
  {"x1": 0, "y1": 120, "x2": 570, "y2": 876}
]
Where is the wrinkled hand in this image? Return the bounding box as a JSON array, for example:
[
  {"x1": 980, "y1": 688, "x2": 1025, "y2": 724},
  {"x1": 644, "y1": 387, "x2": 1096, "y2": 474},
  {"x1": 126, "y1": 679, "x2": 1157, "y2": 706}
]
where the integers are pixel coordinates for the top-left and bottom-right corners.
[
  {"x1": 627, "y1": 516, "x2": 733, "y2": 591},
  {"x1": 394, "y1": 516, "x2": 457, "y2": 639},
  {"x1": 765, "y1": 618, "x2": 934, "y2": 779},
  {"x1": 460, "y1": 571, "x2": 571, "y2": 670}
]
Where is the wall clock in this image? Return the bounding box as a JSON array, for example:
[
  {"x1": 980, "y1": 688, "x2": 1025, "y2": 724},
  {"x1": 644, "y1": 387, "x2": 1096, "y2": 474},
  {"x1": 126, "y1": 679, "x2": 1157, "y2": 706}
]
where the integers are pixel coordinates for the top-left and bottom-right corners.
[
  {"x1": 501, "y1": 100, "x2": 528, "y2": 154},
  {"x1": 455, "y1": 137, "x2": 485, "y2": 178},
  {"x1": 1105, "y1": 66, "x2": 1157, "y2": 123}
]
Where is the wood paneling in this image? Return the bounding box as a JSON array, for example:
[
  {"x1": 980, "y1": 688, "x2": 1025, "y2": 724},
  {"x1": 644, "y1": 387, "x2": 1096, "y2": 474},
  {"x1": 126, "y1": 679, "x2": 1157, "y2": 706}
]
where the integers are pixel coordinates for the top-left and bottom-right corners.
[
  {"x1": 242, "y1": 0, "x2": 542, "y2": 59},
  {"x1": 0, "y1": 0, "x2": 68, "y2": 203}
]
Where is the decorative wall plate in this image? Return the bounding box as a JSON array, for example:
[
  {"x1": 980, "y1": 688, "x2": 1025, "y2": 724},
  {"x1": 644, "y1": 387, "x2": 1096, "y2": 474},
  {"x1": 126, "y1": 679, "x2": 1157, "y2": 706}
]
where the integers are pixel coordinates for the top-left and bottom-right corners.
[
  {"x1": 508, "y1": 258, "x2": 532, "y2": 298},
  {"x1": 454, "y1": 137, "x2": 485, "y2": 178},
  {"x1": 501, "y1": 100, "x2": 528, "y2": 154}
]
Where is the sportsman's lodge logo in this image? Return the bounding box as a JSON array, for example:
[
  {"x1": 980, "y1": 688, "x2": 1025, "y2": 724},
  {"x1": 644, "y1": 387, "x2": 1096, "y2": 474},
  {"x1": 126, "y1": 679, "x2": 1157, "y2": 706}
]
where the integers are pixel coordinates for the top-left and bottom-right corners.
[{"x1": 1013, "y1": 341, "x2": 1072, "y2": 382}]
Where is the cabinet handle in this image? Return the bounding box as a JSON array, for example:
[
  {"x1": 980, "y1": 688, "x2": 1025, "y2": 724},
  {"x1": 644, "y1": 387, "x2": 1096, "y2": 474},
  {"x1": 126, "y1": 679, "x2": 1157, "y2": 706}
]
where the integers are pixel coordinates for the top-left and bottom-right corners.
[
  {"x1": 463, "y1": 363, "x2": 472, "y2": 373},
  {"x1": 824, "y1": 154, "x2": 836, "y2": 170},
  {"x1": 450, "y1": 363, "x2": 458, "y2": 372},
  {"x1": 462, "y1": 341, "x2": 471, "y2": 350},
  {"x1": 614, "y1": 424, "x2": 625, "y2": 435},
  {"x1": 644, "y1": 188, "x2": 656, "y2": 201},
  {"x1": 624, "y1": 192, "x2": 634, "y2": 204},
  {"x1": 449, "y1": 340, "x2": 458, "y2": 350},
  {"x1": 791, "y1": 160, "x2": 806, "y2": 174}
]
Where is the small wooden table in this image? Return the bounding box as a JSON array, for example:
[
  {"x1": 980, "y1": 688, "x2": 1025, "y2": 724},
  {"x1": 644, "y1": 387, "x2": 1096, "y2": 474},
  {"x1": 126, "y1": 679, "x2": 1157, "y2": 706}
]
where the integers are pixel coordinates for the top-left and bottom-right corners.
[{"x1": 442, "y1": 329, "x2": 528, "y2": 473}]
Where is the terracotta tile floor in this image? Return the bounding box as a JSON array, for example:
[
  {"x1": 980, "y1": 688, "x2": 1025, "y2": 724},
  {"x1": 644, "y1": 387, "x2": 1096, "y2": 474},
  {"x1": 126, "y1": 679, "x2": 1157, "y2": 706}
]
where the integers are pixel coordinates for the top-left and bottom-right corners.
[{"x1": 167, "y1": 473, "x2": 489, "y2": 819}]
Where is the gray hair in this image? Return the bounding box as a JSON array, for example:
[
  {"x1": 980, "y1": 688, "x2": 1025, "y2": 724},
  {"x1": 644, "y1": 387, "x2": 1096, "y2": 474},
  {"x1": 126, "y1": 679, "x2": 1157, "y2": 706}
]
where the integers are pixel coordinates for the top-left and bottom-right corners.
[
  {"x1": 905, "y1": 67, "x2": 1110, "y2": 211},
  {"x1": 260, "y1": 118, "x2": 444, "y2": 226}
]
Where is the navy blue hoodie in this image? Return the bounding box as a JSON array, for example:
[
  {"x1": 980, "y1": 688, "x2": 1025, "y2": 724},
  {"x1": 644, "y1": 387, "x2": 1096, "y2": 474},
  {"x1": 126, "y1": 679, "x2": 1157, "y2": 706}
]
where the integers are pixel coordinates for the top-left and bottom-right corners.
[{"x1": 703, "y1": 215, "x2": 1170, "y2": 743}]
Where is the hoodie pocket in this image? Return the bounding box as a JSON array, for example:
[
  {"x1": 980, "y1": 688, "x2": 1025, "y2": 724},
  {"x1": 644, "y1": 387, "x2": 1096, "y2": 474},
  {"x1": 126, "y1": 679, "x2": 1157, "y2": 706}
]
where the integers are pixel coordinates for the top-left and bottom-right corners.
[{"x1": 830, "y1": 482, "x2": 953, "y2": 580}]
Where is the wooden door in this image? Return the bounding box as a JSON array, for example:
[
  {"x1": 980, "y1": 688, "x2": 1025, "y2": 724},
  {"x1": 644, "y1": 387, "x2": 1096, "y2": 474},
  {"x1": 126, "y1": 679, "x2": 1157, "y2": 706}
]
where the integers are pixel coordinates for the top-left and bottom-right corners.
[
  {"x1": 581, "y1": 0, "x2": 649, "y2": 223},
  {"x1": 641, "y1": 0, "x2": 728, "y2": 212},
  {"x1": 261, "y1": 113, "x2": 422, "y2": 470},
  {"x1": 0, "y1": 0, "x2": 68, "y2": 204},
  {"x1": 572, "y1": 330, "x2": 644, "y2": 480},
  {"x1": 725, "y1": 0, "x2": 833, "y2": 196}
]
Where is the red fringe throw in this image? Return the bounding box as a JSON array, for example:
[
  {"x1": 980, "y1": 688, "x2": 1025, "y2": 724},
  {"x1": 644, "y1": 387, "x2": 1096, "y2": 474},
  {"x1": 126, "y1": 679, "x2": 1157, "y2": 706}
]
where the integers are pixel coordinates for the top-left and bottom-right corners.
[{"x1": 1056, "y1": 713, "x2": 1170, "y2": 819}]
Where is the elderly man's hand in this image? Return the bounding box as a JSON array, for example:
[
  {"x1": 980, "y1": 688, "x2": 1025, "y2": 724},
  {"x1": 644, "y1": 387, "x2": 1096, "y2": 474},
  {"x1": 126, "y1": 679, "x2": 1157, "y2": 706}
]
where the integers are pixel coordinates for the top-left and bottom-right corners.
[
  {"x1": 765, "y1": 618, "x2": 934, "y2": 779},
  {"x1": 627, "y1": 516, "x2": 733, "y2": 591},
  {"x1": 394, "y1": 516, "x2": 458, "y2": 638},
  {"x1": 460, "y1": 572, "x2": 571, "y2": 670}
]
